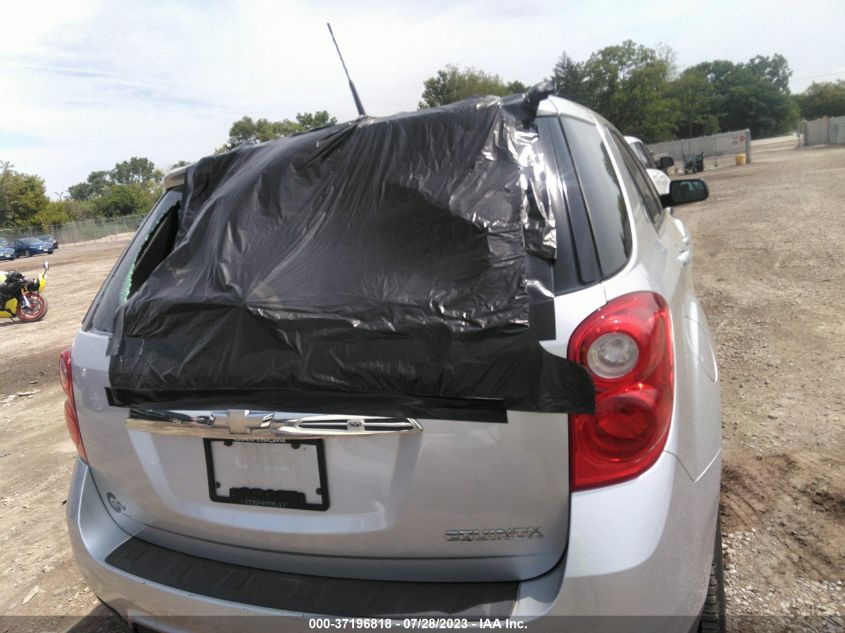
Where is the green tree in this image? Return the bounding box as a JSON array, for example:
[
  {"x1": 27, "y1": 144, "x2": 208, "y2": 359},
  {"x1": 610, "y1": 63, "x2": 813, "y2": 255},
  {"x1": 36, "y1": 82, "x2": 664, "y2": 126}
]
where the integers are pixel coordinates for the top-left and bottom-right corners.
[
  {"x1": 226, "y1": 116, "x2": 291, "y2": 146},
  {"x1": 565, "y1": 41, "x2": 677, "y2": 141},
  {"x1": 90, "y1": 184, "x2": 152, "y2": 218},
  {"x1": 218, "y1": 111, "x2": 338, "y2": 152},
  {"x1": 723, "y1": 73, "x2": 798, "y2": 137},
  {"x1": 66, "y1": 156, "x2": 165, "y2": 219},
  {"x1": 506, "y1": 80, "x2": 529, "y2": 93},
  {"x1": 552, "y1": 52, "x2": 587, "y2": 103},
  {"x1": 111, "y1": 157, "x2": 162, "y2": 187},
  {"x1": 294, "y1": 111, "x2": 336, "y2": 130},
  {"x1": 798, "y1": 81, "x2": 845, "y2": 119},
  {"x1": 687, "y1": 58, "x2": 798, "y2": 137},
  {"x1": 668, "y1": 71, "x2": 721, "y2": 139},
  {"x1": 614, "y1": 62, "x2": 678, "y2": 141},
  {"x1": 747, "y1": 54, "x2": 792, "y2": 93},
  {"x1": 0, "y1": 162, "x2": 50, "y2": 227},
  {"x1": 579, "y1": 41, "x2": 657, "y2": 115},
  {"x1": 553, "y1": 46, "x2": 797, "y2": 141},
  {"x1": 68, "y1": 170, "x2": 110, "y2": 201},
  {"x1": 656, "y1": 43, "x2": 679, "y2": 80},
  {"x1": 418, "y1": 65, "x2": 525, "y2": 109},
  {"x1": 32, "y1": 200, "x2": 75, "y2": 227}
]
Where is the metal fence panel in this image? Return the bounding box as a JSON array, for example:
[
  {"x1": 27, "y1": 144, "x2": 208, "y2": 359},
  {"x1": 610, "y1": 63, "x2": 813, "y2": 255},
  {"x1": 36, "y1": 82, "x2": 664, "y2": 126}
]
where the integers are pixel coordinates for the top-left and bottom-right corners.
[
  {"x1": 647, "y1": 130, "x2": 752, "y2": 168},
  {"x1": 829, "y1": 116, "x2": 845, "y2": 145},
  {"x1": 801, "y1": 116, "x2": 845, "y2": 146},
  {"x1": 802, "y1": 118, "x2": 830, "y2": 146}
]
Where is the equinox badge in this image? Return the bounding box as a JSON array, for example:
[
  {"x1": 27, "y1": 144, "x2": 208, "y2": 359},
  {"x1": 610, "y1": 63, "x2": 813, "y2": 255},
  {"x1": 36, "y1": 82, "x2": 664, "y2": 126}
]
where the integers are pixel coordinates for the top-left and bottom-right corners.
[{"x1": 445, "y1": 527, "x2": 544, "y2": 542}]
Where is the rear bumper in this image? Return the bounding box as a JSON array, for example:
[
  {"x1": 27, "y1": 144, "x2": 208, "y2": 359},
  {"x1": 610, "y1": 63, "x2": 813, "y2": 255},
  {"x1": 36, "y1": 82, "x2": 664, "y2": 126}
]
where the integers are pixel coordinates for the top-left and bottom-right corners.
[{"x1": 68, "y1": 449, "x2": 719, "y2": 631}]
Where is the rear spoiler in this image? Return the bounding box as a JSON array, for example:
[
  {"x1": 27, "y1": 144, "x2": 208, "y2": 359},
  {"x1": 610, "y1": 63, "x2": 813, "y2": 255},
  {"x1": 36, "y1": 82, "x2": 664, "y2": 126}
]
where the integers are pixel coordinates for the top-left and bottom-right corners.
[{"x1": 163, "y1": 165, "x2": 189, "y2": 190}]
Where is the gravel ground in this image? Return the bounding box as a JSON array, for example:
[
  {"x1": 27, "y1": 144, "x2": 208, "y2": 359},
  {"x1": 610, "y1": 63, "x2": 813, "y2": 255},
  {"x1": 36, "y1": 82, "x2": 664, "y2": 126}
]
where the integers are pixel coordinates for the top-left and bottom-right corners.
[
  {"x1": 0, "y1": 136, "x2": 842, "y2": 632},
  {"x1": 674, "y1": 136, "x2": 844, "y2": 631}
]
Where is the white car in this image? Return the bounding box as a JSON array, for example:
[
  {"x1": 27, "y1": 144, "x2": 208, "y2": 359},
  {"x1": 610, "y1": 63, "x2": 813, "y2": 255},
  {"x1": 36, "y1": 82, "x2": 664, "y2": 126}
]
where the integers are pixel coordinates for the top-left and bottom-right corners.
[
  {"x1": 625, "y1": 135, "x2": 673, "y2": 194},
  {"x1": 626, "y1": 135, "x2": 696, "y2": 259}
]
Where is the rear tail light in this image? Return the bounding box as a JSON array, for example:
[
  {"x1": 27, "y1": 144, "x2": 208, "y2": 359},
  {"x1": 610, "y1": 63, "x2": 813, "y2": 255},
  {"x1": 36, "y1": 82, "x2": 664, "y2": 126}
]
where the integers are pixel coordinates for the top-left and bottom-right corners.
[
  {"x1": 567, "y1": 292, "x2": 673, "y2": 491},
  {"x1": 60, "y1": 348, "x2": 87, "y2": 463}
]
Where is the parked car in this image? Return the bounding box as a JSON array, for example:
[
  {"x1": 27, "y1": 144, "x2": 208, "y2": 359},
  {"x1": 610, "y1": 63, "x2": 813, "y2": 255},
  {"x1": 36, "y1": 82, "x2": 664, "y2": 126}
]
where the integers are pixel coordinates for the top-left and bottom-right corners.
[
  {"x1": 624, "y1": 136, "x2": 698, "y2": 252},
  {"x1": 38, "y1": 234, "x2": 59, "y2": 249},
  {"x1": 0, "y1": 239, "x2": 16, "y2": 260},
  {"x1": 64, "y1": 94, "x2": 722, "y2": 632},
  {"x1": 625, "y1": 135, "x2": 674, "y2": 194},
  {"x1": 13, "y1": 237, "x2": 53, "y2": 257}
]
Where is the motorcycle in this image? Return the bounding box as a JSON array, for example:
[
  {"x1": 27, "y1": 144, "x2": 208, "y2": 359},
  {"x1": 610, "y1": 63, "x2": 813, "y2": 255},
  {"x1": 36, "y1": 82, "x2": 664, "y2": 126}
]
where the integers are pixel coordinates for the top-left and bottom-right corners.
[
  {"x1": 0, "y1": 261, "x2": 49, "y2": 322},
  {"x1": 684, "y1": 152, "x2": 705, "y2": 174}
]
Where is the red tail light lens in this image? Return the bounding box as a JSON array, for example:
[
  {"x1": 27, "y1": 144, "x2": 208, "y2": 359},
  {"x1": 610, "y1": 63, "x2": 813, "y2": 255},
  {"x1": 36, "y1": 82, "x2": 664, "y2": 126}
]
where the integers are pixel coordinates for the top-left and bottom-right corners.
[
  {"x1": 567, "y1": 292, "x2": 673, "y2": 490},
  {"x1": 60, "y1": 348, "x2": 87, "y2": 463}
]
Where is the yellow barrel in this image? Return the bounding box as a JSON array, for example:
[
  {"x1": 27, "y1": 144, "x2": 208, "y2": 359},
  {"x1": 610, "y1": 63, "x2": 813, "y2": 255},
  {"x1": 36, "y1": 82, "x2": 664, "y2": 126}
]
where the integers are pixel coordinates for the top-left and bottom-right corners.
[{"x1": 735, "y1": 154, "x2": 747, "y2": 166}]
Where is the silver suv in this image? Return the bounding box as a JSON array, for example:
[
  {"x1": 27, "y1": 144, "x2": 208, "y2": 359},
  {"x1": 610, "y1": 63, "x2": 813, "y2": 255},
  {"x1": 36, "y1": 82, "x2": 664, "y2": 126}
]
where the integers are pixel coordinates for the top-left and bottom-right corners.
[{"x1": 63, "y1": 95, "x2": 722, "y2": 632}]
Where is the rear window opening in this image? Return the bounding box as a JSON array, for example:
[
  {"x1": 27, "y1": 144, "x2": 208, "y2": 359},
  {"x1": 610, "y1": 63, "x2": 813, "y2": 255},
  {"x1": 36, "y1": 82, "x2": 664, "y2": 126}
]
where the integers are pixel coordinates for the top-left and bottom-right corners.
[
  {"x1": 126, "y1": 200, "x2": 180, "y2": 298},
  {"x1": 84, "y1": 189, "x2": 182, "y2": 333},
  {"x1": 104, "y1": 100, "x2": 597, "y2": 419}
]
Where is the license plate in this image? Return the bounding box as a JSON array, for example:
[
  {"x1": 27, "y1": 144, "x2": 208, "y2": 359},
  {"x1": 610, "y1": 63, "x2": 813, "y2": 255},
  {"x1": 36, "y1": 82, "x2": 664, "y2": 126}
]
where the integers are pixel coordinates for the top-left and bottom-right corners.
[{"x1": 204, "y1": 439, "x2": 329, "y2": 511}]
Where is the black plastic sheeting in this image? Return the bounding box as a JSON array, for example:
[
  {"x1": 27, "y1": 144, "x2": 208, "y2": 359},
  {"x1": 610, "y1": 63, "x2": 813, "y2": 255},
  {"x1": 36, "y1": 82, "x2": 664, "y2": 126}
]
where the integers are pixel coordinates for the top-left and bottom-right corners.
[{"x1": 108, "y1": 96, "x2": 594, "y2": 420}]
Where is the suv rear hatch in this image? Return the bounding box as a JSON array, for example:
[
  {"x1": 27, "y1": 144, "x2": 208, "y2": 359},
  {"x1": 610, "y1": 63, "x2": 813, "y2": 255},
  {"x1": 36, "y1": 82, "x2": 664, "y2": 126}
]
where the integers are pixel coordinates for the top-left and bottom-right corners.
[
  {"x1": 74, "y1": 334, "x2": 571, "y2": 581},
  {"x1": 72, "y1": 97, "x2": 595, "y2": 582}
]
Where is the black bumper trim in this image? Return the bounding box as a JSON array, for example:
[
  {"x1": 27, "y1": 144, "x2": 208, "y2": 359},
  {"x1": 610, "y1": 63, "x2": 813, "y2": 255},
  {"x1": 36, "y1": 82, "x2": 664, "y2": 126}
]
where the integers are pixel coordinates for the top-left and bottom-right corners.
[{"x1": 106, "y1": 537, "x2": 518, "y2": 617}]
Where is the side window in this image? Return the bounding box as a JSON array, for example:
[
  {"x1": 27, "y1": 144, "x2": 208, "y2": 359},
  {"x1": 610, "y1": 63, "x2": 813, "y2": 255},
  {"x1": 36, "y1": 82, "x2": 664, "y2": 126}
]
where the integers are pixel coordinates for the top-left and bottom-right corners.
[
  {"x1": 633, "y1": 142, "x2": 657, "y2": 169},
  {"x1": 558, "y1": 116, "x2": 631, "y2": 278},
  {"x1": 534, "y1": 116, "x2": 602, "y2": 292},
  {"x1": 84, "y1": 189, "x2": 182, "y2": 332},
  {"x1": 608, "y1": 132, "x2": 665, "y2": 225}
]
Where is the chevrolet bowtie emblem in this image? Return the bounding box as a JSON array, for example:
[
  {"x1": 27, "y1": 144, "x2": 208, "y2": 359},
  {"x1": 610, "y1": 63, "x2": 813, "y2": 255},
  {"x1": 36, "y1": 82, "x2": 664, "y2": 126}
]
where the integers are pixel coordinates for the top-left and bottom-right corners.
[{"x1": 218, "y1": 409, "x2": 274, "y2": 434}]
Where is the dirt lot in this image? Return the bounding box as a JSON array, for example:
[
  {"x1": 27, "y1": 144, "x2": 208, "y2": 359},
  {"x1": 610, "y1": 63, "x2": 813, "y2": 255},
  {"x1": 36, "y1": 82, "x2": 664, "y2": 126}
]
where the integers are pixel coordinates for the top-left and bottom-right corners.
[
  {"x1": 0, "y1": 139, "x2": 842, "y2": 631},
  {"x1": 676, "y1": 137, "x2": 844, "y2": 628}
]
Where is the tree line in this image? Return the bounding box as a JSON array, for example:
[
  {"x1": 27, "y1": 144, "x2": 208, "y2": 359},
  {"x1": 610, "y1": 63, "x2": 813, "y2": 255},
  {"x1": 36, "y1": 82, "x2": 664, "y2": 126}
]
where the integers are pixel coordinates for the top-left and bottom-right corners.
[
  {"x1": 554, "y1": 44, "x2": 799, "y2": 141},
  {"x1": 3, "y1": 41, "x2": 844, "y2": 230},
  {"x1": 0, "y1": 112, "x2": 339, "y2": 229},
  {"x1": 0, "y1": 157, "x2": 166, "y2": 229},
  {"x1": 422, "y1": 43, "x2": 844, "y2": 143}
]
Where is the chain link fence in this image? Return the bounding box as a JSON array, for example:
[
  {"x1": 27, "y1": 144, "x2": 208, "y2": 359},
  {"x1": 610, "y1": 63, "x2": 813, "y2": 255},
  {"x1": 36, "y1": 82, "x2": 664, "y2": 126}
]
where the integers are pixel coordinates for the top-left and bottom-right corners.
[{"x1": 0, "y1": 213, "x2": 145, "y2": 247}]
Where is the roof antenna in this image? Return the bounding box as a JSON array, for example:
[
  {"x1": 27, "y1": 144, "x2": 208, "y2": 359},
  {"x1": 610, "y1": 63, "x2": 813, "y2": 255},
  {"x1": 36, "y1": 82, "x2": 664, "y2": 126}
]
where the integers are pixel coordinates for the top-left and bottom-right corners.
[{"x1": 326, "y1": 22, "x2": 366, "y2": 117}]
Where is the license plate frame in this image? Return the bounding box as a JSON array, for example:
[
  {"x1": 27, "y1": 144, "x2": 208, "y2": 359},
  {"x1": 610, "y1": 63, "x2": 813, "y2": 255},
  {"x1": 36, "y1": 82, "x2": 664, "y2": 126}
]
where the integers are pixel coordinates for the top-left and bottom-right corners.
[{"x1": 203, "y1": 438, "x2": 329, "y2": 511}]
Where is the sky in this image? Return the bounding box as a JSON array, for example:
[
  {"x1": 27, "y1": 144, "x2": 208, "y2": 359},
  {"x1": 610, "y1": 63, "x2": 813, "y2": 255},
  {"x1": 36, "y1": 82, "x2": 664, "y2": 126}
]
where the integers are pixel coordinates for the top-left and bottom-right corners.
[{"x1": 2, "y1": 0, "x2": 844, "y2": 198}]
